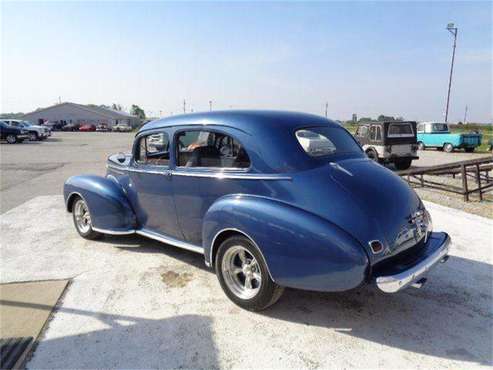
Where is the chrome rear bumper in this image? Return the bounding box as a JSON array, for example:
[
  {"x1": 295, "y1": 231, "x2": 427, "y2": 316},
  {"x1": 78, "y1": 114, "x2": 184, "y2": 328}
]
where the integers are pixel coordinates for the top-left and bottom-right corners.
[{"x1": 376, "y1": 232, "x2": 450, "y2": 293}]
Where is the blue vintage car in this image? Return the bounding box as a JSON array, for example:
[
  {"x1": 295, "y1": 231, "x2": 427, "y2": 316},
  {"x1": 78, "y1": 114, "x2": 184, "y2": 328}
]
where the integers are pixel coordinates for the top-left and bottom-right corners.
[
  {"x1": 64, "y1": 111, "x2": 450, "y2": 310},
  {"x1": 417, "y1": 122, "x2": 482, "y2": 152}
]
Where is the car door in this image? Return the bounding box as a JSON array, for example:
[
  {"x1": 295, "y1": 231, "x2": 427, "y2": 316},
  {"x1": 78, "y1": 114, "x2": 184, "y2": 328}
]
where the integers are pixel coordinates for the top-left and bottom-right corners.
[
  {"x1": 172, "y1": 128, "x2": 252, "y2": 245},
  {"x1": 126, "y1": 130, "x2": 182, "y2": 238}
]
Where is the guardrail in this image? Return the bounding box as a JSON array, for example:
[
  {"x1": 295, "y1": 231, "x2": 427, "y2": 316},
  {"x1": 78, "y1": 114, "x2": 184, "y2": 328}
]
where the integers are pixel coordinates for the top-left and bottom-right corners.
[{"x1": 397, "y1": 157, "x2": 493, "y2": 201}]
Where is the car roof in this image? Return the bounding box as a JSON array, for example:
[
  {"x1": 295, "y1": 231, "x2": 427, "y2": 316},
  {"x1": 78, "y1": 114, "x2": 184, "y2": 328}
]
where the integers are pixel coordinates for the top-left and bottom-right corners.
[{"x1": 139, "y1": 110, "x2": 338, "y2": 135}]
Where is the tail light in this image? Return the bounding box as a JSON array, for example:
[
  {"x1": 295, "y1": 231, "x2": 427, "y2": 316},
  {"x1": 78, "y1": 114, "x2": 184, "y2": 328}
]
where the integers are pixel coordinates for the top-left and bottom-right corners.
[{"x1": 369, "y1": 240, "x2": 384, "y2": 254}]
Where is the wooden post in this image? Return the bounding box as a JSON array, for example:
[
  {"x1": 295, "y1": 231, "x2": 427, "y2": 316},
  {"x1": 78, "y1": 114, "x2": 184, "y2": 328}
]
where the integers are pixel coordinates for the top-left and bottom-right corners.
[
  {"x1": 461, "y1": 164, "x2": 469, "y2": 201},
  {"x1": 476, "y1": 164, "x2": 483, "y2": 201}
]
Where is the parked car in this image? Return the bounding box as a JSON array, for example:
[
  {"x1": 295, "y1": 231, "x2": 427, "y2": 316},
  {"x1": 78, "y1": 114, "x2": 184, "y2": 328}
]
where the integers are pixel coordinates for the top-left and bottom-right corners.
[
  {"x1": 112, "y1": 123, "x2": 132, "y2": 132},
  {"x1": 64, "y1": 111, "x2": 450, "y2": 311},
  {"x1": 417, "y1": 122, "x2": 482, "y2": 153},
  {"x1": 0, "y1": 120, "x2": 29, "y2": 143},
  {"x1": 3, "y1": 119, "x2": 50, "y2": 141},
  {"x1": 79, "y1": 124, "x2": 97, "y2": 132},
  {"x1": 96, "y1": 124, "x2": 110, "y2": 132},
  {"x1": 61, "y1": 123, "x2": 80, "y2": 131},
  {"x1": 354, "y1": 121, "x2": 419, "y2": 170}
]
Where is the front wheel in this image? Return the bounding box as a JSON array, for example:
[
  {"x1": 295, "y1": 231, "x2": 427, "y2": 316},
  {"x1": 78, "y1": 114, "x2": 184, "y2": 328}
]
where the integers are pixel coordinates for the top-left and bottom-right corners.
[
  {"x1": 417, "y1": 142, "x2": 425, "y2": 151},
  {"x1": 29, "y1": 132, "x2": 38, "y2": 141},
  {"x1": 366, "y1": 148, "x2": 379, "y2": 162},
  {"x1": 464, "y1": 147, "x2": 475, "y2": 153},
  {"x1": 215, "y1": 236, "x2": 284, "y2": 311},
  {"x1": 394, "y1": 159, "x2": 412, "y2": 170},
  {"x1": 6, "y1": 135, "x2": 17, "y2": 144},
  {"x1": 443, "y1": 143, "x2": 454, "y2": 153},
  {"x1": 72, "y1": 197, "x2": 102, "y2": 240}
]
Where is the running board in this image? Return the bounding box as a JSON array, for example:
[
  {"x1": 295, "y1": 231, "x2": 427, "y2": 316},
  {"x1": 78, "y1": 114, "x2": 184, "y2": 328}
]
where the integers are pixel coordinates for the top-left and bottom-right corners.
[{"x1": 136, "y1": 229, "x2": 204, "y2": 255}]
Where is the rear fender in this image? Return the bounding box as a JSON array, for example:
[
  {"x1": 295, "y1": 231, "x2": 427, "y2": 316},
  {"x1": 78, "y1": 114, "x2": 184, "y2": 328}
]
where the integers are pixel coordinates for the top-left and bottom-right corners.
[
  {"x1": 203, "y1": 195, "x2": 369, "y2": 292},
  {"x1": 64, "y1": 175, "x2": 136, "y2": 233}
]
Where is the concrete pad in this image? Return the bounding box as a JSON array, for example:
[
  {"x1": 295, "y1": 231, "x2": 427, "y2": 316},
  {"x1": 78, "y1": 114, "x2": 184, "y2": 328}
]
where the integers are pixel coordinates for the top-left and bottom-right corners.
[
  {"x1": 1, "y1": 196, "x2": 492, "y2": 368},
  {"x1": 0, "y1": 280, "x2": 68, "y2": 339}
]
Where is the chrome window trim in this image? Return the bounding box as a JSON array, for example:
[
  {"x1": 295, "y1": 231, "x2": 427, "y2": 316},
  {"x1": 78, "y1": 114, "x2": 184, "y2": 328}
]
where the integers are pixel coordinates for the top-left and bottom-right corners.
[
  {"x1": 210, "y1": 227, "x2": 275, "y2": 282},
  {"x1": 136, "y1": 228, "x2": 204, "y2": 255}
]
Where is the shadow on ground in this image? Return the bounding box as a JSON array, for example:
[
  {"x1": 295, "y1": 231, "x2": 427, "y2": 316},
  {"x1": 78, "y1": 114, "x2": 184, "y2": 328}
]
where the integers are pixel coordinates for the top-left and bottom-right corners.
[
  {"x1": 100, "y1": 234, "x2": 492, "y2": 366},
  {"x1": 0, "y1": 299, "x2": 219, "y2": 369}
]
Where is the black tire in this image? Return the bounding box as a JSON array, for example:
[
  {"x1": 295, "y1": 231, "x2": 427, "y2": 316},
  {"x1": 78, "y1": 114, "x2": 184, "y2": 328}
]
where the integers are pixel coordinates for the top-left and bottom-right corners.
[
  {"x1": 28, "y1": 132, "x2": 38, "y2": 141},
  {"x1": 394, "y1": 159, "x2": 412, "y2": 170},
  {"x1": 71, "y1": 197, "x2": 102, "y2": 240},
  {"x1": 417, "y1": 142, "x2": 425, "y2": 151},
  {"x1": 6, "y1": 135, "x2": 17, "y2": 144},
  {"x1": 365, "y1": 148, "x2": 379, "y2": 161},
  {"x1": 443, "y1": 143, "x2": 454, "y2": 153},
  {"x1": 464, "y1": 147, "x2": 475, "y2": 153},
  {"x1": 215, "y1": 236, "x2": 284, "y2": 311}
]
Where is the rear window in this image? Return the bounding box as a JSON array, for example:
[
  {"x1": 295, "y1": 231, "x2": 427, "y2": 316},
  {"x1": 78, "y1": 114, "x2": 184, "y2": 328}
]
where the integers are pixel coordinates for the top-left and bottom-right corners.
[
  {"x1": 388, "y1": 123, "x2": 414, "y2": 137},
  {"x1": 432, "y1": 123, "x2": 449, "y2": 132},
  {"x1": 295, "y1": 127, "x2": 362, "y2": 157}
]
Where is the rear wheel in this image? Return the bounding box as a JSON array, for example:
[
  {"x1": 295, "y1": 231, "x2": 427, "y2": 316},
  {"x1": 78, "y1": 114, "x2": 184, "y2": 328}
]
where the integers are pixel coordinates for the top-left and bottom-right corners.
[
  {"x1": 366, "y1": 148, "x2": 379, "y2": 161},
  {"x1": 72, "y1": 197, "x2": 102, "y2": 240},
  {"x1": 215, "y1": 236, "x2": 284, "y2": 311},
  {"x1": 394, "y1": 159, "x2": 412, "y2": 170},
  {"x1": 443, "y1": 143, "x2": 454, "y2": 153},
  {"x1": 417, "y1": 142, "x2": 425, "y2": 151},
  {"x1": 465, "y1": 147, "x2": 475, "y2": 153},
  {"x1": 6, "y1": 135, "x2": 17, "y2": 144}
]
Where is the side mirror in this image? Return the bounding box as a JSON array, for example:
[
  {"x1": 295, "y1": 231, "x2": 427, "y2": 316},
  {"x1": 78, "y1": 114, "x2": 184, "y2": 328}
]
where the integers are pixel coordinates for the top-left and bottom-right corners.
[{"x1": 116, "y1": 153, "x2": 126, "y2": 163}]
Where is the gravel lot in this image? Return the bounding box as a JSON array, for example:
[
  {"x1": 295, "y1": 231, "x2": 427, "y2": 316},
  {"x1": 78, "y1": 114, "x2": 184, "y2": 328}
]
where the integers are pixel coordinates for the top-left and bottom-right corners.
[
  {"x1": 1, "y1": 131, "x2": 491, "y2": 215},
  {"x1": 1, "y1": 196, "x2": 491, "y2": 368}
]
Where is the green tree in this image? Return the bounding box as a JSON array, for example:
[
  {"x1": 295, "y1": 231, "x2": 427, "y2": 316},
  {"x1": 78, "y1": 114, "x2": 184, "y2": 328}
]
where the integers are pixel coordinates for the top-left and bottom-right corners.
[
  {"x1": 111, "y1": 103, "x2": 122, "y2": 111},
  {"x1": 131, "y1": 104, "x2": 146, "y2": 120}
]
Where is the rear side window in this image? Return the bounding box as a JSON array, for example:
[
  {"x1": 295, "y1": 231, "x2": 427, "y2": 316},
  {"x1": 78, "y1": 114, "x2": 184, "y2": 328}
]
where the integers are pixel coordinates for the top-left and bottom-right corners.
[
  {"x1": 176, "y1": 130, "x2": 250, "y2": 168},
  {"x1": 295, "y1": 127, "x2": 362, "y2": 157},
  {"x1": 388, "y1": 123, "x2": 414, "y2": 137},
  {"x1": 136, "y1": 132, "x2": 170, "y2": 166}
]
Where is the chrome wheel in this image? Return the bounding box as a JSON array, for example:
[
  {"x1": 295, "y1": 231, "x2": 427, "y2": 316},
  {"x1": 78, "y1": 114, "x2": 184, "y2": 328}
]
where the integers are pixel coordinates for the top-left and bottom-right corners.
[
  {"x1": 6, "y1": 135, "x2": 16, "y2": 144},
  {"x1": 74, "y1": 199, "x2": 92, "y2": 234},
  {"x1": 221, "y1": 245, "x2": 262, "y2": 299}
]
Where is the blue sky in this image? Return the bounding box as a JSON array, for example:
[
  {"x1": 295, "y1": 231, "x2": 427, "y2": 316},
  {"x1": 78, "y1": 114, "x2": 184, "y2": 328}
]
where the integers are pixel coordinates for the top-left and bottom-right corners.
[{"x1": 1, "y1": 1, "x2": 491, "y2": 122}]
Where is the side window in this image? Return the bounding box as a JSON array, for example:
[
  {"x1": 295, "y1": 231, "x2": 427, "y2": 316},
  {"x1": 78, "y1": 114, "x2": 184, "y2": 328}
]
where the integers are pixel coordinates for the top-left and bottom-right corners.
[
  {"x1": 136, "y1": 132, "x2": 170, "y2": 166},
  {"x1": 176, "y1": 130, "x2": 250, "y2": 168},
  {"x1": 370, "y1": 126, "x2": 377, "y2": 140}
]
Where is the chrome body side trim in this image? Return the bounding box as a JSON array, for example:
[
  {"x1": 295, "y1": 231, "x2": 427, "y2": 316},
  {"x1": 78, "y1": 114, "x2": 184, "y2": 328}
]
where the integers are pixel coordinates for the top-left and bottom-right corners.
[
  {"x1": 172, "y1": 171, "x2": 291, "y2": 180},
  {"x1": 210, "y1": 228, "x2": 275, "y2": 282},
  {"x1": 106, "y1": 163, "x2": 291, "y2": 181},
  {"x1": 92, "y1": 227, "x2": 136, "y2": 235},
  {"x1": 376, "y1": 233, "x2": 450, "y2": 293},
  {"x1": 136, "y1": 229, "x2": 204, "y2": 255}
]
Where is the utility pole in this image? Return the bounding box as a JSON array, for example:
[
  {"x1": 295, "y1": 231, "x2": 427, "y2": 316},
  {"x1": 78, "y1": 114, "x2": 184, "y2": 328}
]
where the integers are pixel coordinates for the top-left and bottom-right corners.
[
  {"x1": 183, "y1": 100, "x2": 186, "y2": 113},
  {"x1": 58, "y1": 96, "x2": 61, "y2": 104},
  {"x1": 444, "y1": 23, "x2": 458, "y2": 123},
  {"x1": 463, "y1": 105, "x2": 468, "y2": 124},
  {"x1": 324, "y1": 102, "x2": 328, "y2": 118},
  {"x1": 209, "y1": 100, "x2": 212, "y2": 111}
]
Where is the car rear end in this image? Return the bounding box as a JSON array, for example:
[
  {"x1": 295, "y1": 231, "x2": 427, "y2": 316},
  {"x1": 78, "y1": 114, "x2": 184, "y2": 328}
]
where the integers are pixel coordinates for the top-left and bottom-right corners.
[
  {"x1": 381, "y1": 121, "x2": 419, "y2": 169},
  {"x1": 459, "y1": 133, "x2": 482, "y2": 150}
]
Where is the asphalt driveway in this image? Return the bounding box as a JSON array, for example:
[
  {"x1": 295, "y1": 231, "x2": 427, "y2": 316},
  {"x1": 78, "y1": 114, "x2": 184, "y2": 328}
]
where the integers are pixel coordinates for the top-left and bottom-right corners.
[{"x1": 0, "y1": 196, "x2": 491, "y2": 368}]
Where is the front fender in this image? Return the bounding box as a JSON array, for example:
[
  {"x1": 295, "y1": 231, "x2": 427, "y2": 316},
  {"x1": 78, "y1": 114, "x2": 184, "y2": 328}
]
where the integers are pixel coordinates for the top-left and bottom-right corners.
[
  {"x1": 203, "y1": 195, "x2": 369, "y2": 292},
  {"x1": 64, "y1": 175, "x2": 136, "y2": 233}
]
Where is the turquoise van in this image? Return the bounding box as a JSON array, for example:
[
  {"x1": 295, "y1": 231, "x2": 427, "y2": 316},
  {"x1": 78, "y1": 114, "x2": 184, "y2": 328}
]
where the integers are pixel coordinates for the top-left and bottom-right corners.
[{"x1": 417, "y1": 122, "x2": 482, "y2": 153}]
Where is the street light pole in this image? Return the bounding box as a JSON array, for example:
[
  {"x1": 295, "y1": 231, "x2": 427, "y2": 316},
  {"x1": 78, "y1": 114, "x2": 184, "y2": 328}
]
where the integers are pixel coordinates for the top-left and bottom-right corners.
[
  {"x1": 445, "y1": 23, "x2": 458, "y2": 123},
  {"x1": 209, "y1": 100, "x2": 212, "y2": 111},
  {"x1": 324, "y1": 102, "x2": 328, "y2": 118}
]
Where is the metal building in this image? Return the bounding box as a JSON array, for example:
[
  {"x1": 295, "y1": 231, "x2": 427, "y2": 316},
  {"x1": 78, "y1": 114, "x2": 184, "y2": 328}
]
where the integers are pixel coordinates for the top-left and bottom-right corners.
[{"x1": 22, "y1": 102, "x2": 141, "y2": 128}]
